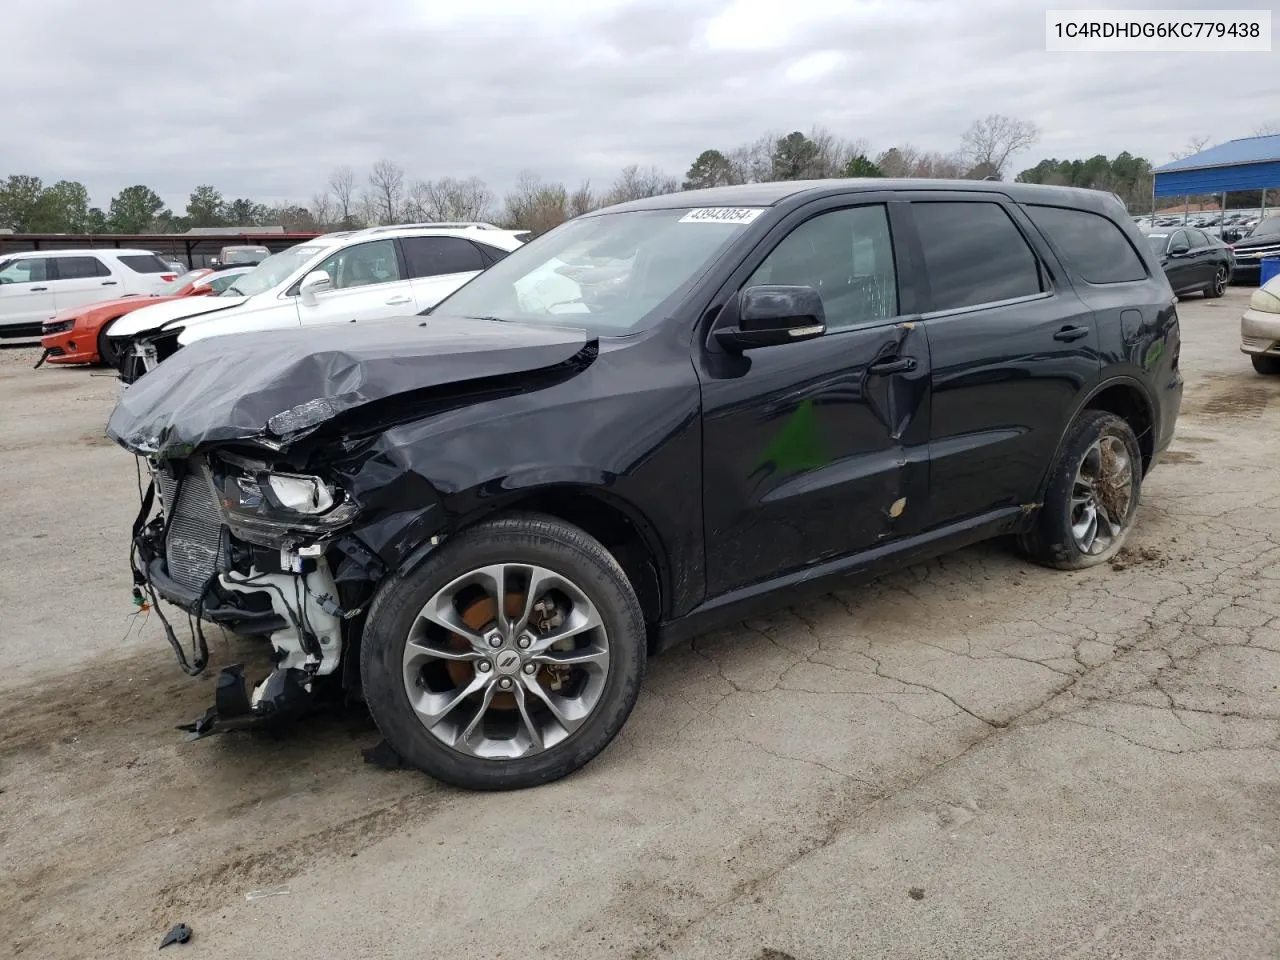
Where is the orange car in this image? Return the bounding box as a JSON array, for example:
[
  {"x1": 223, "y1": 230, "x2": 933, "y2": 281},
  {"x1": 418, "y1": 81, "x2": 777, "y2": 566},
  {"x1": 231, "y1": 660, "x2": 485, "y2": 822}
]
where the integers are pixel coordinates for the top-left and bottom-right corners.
[{"x1": 39, "y1": 266, "x2": 251, "y2": 366}]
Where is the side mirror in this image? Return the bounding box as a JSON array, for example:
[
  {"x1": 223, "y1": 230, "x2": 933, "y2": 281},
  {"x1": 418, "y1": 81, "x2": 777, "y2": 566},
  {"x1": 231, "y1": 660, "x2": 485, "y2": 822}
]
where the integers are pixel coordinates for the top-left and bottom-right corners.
[
  {"x1": 715, "y1": 284, "x2": 826, "y2": 352},
  {"x1": 1168, "y1": 243, "x2": 1190, "y2": 257},
  {"x1": 298, "y1": 270, "x2": 332, "y2": 306}
]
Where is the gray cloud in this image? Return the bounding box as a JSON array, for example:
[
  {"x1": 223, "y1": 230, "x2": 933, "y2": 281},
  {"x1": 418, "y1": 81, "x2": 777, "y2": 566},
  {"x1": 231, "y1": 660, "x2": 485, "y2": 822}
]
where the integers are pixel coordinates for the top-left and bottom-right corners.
[{"x1": 5, "y1": 0, "x2": 1275, "y2": 211}]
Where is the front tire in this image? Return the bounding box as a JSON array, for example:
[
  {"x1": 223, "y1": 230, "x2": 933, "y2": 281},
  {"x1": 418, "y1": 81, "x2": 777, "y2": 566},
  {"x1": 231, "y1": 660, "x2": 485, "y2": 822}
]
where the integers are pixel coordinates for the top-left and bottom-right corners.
[
  {"x1": 1253, "y1": 355, "x2": 1280, "y2": 376},
  {"x1": 1018, "y1": 410, "x2": 1143, "y2": 570},
  {"x1": 360, "y1": 513, "x2": 646, "y2": 790},
  {"x1": 1205, "y1": 265, "x2": 1228, "y2": 298},
  {"x1": 96, "y1": 318, "x2": 123, "y2": 368}
]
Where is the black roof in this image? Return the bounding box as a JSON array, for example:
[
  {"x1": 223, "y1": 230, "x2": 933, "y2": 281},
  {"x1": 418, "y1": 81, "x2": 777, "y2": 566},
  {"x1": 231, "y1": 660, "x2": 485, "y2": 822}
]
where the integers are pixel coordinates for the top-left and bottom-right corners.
[{"x1": 601, "y1": 178, "x2": 1126, "y2": 216}]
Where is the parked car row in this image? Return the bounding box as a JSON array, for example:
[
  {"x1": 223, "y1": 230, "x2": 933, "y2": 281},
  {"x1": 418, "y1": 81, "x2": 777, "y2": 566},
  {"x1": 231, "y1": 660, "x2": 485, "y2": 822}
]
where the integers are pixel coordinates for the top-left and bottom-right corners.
[
  {"x1": 0, "y1": 249, "x2": 179, "y2": 335},
  {"x1": 1140, "y1": 226, "x2": 1235, "y2": 298}
]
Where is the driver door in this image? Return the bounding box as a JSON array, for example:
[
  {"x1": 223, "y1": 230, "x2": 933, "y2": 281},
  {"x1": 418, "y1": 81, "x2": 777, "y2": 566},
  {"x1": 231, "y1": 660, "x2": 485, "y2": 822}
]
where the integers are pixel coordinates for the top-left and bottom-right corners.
[
  {"x1": 697, "y1": 200, "x2": 931, "y2": 596},
  {"x1": 298, "y1": 238, "x2": 415, "y2": 326},
  {"x1": 0, "y1": 257, "x2": 56, "y2": 328}
]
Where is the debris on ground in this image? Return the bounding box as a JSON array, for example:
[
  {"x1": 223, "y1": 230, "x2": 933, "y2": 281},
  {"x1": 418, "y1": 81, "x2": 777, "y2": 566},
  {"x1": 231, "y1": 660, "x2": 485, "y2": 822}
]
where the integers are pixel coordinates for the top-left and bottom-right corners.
[
  {"x1": 908, "y1": 887, "x2": 926, "y2": 901},
  {"x1": 159, "y1": 923, "x2": 191, "y2": 949},
  {"x1": 1109, "y1": 546, "x2": 1168, "y2": 571},
  {"x1": 362, "y1": 738, "x2": 410, "y2": 770},
  {"x1": 245, "y1": 887, "x2": 291, "y2": 902}
]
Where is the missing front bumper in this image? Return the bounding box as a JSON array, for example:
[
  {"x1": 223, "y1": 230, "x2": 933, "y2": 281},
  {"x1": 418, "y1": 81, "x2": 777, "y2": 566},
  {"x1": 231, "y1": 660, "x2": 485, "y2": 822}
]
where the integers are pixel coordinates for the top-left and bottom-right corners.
[{"x1": 179, "y1": 662, "x2": 316, "y2": 740}]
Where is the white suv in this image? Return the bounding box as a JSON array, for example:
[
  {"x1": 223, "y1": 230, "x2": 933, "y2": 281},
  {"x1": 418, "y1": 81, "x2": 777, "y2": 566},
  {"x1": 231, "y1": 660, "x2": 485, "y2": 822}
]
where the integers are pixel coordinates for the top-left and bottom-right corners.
[
  {"x1": 0, "y1": 249, "x2": 178, "y2": 333},
  {"x1": 109, "y1": 223, "x2": 525, "y2": 380}
]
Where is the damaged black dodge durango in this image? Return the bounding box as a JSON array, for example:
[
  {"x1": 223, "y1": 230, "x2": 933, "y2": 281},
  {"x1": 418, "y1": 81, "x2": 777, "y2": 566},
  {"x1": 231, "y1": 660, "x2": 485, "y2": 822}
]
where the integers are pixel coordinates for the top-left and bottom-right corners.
[{"x1": 108, "y1": 180, "x2": 1182, "y2": 790}]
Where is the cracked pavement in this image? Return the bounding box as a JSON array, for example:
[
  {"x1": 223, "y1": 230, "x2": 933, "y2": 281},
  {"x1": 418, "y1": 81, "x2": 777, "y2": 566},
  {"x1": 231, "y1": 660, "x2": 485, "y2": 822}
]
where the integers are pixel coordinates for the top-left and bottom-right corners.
[{"x1": 1, "y1": 288, "x2": 1278, "y2": 959}]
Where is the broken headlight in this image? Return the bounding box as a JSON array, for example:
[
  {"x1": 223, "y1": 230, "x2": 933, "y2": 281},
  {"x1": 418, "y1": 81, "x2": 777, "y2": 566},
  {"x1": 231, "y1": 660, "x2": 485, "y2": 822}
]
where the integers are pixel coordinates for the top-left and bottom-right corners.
[{"x1": 219, "y1": 469, "x2": 359, "y2": 547}]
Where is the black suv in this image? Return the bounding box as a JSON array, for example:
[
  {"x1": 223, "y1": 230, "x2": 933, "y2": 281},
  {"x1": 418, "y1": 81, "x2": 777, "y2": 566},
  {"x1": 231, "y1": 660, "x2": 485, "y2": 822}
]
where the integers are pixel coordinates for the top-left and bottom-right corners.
[{"x1": 108, "y1": 180, "x2": 1182, "y2": 790}]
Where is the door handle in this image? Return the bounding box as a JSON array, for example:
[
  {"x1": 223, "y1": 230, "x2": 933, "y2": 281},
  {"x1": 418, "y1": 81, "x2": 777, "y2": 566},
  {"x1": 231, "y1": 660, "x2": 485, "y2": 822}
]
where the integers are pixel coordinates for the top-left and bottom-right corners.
[
  {"x1": 1053, "y1": 325, "x2": 1090, "y2": 342},
  {"x1": 101, "y1": 280, "x2": 117, "y2": 286},
  {"x1": 868, "y1": 356, "x2": 916, "y2": 375},
  {"x1": 385, "y1": 296, "x2": 412, "y2": 305},
  {"x1": 30, "y1": 286, "x2": 48, "y2": 291}
]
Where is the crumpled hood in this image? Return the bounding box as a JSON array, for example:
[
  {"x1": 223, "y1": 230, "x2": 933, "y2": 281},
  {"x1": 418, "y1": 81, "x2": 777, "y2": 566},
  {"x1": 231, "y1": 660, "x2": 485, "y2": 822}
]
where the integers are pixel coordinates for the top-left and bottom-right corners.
[
  {"x1": 106, "y1": 315, "x2": 593, "y2": 458},
  {"x1": 106, "y1": 295, "x2": 248, "y2": 337}
]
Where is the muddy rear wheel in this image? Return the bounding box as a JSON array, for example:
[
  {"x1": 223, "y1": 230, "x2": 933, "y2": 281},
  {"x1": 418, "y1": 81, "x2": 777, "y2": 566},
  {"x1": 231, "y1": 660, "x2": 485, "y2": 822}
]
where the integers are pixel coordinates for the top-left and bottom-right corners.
[
  {"x1": 359, "y1": 513, "x2": 645, "y2": 790},
  {"x1": 1018, "y1": 410, "x2": 1142, "y2": 570}
]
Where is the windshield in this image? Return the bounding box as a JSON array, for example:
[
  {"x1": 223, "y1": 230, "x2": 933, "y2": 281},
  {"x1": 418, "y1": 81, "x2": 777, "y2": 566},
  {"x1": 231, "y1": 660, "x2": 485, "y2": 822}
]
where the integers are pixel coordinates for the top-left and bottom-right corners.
[
  {"x1": 1144, "y1": 234, "x2": 1168, "y2": 253},
  {"x1": 156, "y1": 270, "x2": 207, "y2": 296},
  {"x1": 1245, "y1": 217, "x2": 1280, "y2": 239},
  {"x1": 223, "y1": 247, "x2": 269, "y2": 263},
  {"x1": 222, "y1": 244, "x2": 325, "y2": 297},
  {"x1": 433, "y1": 207, "x2": 762, "y2": 334}
]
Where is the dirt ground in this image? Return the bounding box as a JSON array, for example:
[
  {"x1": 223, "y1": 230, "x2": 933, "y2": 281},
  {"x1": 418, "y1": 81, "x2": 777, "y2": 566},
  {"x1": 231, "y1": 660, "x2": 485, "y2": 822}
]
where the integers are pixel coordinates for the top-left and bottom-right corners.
[{"x1": 2, "y1": 289, "x2": 1278, "y2": 960}]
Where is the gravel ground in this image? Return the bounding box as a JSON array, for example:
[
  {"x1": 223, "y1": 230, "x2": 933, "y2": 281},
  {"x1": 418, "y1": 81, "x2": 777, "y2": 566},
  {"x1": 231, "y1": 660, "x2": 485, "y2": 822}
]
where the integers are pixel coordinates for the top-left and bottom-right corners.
[{"x1": 2, "y1": 290, "x2": 1278, "y2": 960}]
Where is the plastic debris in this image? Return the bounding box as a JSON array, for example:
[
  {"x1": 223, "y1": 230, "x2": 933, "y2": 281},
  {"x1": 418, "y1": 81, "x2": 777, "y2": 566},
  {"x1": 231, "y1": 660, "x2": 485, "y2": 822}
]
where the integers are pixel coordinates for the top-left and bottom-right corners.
[
  {"x1": 159, "y1": 923, "x2": 192, "y2": 948},
  {"x1": 245, "y1": 887, "x2": 290, "y2": 901}
]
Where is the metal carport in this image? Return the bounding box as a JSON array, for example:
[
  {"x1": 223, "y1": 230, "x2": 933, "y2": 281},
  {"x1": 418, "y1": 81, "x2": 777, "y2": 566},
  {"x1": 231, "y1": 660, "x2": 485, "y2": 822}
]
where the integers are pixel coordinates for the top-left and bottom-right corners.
[{"x1": 1153, "y1": 134, "x2": 1280, "y2": 217}]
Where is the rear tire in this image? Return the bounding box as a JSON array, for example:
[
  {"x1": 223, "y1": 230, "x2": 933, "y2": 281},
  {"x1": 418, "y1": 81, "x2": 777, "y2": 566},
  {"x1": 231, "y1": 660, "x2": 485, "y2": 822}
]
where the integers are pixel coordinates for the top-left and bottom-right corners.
[
  {"x1": 1252, "y1": 355, "x2": 1280, "y2": 376},
  {"x1": 1018, "y1": 410, "x2": 1143, "y2": 570},
  {"x1": 359, "y1": 512, "x2": 646, "y2": 790},
  {"x1": 96, "y1": 318, "x2": 123, "y2": 368}
]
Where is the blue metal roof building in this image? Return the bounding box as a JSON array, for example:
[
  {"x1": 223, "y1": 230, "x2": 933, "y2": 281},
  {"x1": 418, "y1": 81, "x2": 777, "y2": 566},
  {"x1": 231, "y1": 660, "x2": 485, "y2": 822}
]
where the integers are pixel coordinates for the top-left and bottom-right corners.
[{"x1": 1154, "y1": 135, "x2": 1280, "y2": 196}]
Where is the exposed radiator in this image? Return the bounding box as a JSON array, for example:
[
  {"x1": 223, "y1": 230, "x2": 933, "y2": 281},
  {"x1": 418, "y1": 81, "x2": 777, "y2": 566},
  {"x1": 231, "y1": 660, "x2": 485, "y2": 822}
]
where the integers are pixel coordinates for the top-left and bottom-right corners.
[{"x1": 159, "y1": 461, "x2": 226, "y2": 594}]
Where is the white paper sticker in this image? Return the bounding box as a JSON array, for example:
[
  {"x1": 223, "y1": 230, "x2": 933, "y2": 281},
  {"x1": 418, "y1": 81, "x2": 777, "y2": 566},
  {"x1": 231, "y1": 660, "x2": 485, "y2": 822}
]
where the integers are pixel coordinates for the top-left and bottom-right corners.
[{"x1": 679, "y1": 207, "x2": 765, "y2": 225}]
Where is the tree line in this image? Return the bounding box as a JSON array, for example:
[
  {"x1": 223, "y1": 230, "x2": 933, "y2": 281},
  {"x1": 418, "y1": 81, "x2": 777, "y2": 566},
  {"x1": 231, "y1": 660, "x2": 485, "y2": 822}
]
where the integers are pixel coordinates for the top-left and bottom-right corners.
[{"x1": 3, "y1": 115, "x2": 1273, "y2": 237}]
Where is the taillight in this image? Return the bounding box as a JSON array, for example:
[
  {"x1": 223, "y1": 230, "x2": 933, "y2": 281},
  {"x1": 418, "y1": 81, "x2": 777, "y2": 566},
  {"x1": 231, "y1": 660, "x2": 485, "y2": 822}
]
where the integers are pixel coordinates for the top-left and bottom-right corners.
[{"x1": 160, "y1": 274, "x2": 176, "y2": 281}]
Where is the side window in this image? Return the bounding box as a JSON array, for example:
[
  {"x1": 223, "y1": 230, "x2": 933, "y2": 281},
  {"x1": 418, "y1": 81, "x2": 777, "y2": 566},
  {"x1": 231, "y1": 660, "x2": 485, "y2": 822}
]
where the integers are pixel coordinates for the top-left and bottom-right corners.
[
  {"x1": 1189, "y1": 230, "x2": 1209, "y2": 248},
  {"x1": 205, "y1": 273, "x2": 242, "y2": 294},
  {"x1": 744, "y1": 205, "x2": 898, "y2": 330},
  {"x1": 117, "y1": 254, "x2": 172, "y2": 273},
  {"x1": 913, "y1": 202, "x2": 1043, "y2": 311},
  {"x1": 0, "y1": 258, "x2": 51, "y2": 283},
  {"x1": 1169, "y1": 230, "x2": 1189, "y2": 251},
  {"x1": 1024, "y1": 204, "x2": 1147, "y2": 284},
  {"x1": 401, "y1": 237, "x2": 487, "y2": 278},
  {"x1": 53, "y1": 256, "x2": 111, "y2": 280},
  {"x1": 312, "y1": 239, "x2": 402, "y2": 291},
  {"x1": 473, "y1": 242, "x2": 510, "y2": 265}
]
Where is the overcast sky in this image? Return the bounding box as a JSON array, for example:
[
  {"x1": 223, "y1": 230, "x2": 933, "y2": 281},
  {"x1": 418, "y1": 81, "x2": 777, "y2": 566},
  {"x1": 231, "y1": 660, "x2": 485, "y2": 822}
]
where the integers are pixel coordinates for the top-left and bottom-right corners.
[{"x1": 7, "y1": 0, "x2": 1276, "y2": 210}]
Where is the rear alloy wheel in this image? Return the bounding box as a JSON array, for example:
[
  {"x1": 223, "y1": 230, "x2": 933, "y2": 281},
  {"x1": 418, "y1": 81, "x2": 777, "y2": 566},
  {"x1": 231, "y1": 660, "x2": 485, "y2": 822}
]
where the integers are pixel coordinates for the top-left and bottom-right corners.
[
  {"x1": 1205, "y1": 265, "x2": 1228, "y2": 298},
  {"x1": 96, "y1": 318, "x2": 123, "y2": 368},
  {"x1": 360, "y1": 513, "x2": 645, "y2": 790},
  {"x1": 1253, "y1": 354, "x2": 1280, "y2": 376},
  {"x1": 1018, "y1": 410, "x2": 1142, "y2": 570}
]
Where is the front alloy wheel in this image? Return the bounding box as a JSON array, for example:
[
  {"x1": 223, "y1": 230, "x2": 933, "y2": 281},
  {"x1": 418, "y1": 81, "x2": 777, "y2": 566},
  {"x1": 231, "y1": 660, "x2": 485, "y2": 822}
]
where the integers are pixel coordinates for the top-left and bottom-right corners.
[
  {"x1": 361, "y1": 513, "x2": 645, "y2": 790},
  {"x1": 1068, "y1": 435, "x2": 1134, "y2": 557},
  {"x1": 402, "y1": 563, "x2": 611, "y2": 760}
]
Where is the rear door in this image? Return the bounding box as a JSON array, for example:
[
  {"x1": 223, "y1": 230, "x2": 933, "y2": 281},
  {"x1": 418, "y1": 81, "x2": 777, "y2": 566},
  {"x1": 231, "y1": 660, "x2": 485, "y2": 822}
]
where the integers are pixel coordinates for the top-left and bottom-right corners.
[
  {"x1": 699, "y1": 198, "x2": 932, "y2": 596},
  {"x1": 0, "y1": 257, "x2": 56, "y2": 327},
  {"x1": 906, "y1": 194, "x2": 1101, "y2": 531},
  {"x1": 296, "y1": 238, "x2": 413, "y2": 326},
  {"x1": 49, "y1": 255, "x2": 119, "y2": 310},
  {"x1": 400, "y1": 236, "x2": 489, "y2": 310}
]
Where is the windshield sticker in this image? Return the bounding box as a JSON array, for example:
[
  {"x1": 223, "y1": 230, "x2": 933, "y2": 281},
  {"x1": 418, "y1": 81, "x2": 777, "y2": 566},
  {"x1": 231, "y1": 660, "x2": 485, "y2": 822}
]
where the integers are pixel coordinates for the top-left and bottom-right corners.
[{"x1": 679, "y1": 208, "x2": 765, "y2": 225}]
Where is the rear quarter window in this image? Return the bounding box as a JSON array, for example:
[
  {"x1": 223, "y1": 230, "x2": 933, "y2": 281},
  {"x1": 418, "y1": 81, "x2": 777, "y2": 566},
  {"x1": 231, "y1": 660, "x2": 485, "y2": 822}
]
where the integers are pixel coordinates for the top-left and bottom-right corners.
[
  {"x1": 1025, "y1": 205, "x2": 1148, "y2": 284},
  {"x1": 117, "y1": 254, "x2": 173, "y2": 274}
]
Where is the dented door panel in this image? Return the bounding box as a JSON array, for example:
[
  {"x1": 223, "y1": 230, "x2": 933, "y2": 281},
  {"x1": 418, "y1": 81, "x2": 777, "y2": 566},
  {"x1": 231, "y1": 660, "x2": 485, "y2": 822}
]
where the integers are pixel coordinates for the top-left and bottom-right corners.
[{"x1": 699, "y1": 320, "x2": 931, "y2": 596}]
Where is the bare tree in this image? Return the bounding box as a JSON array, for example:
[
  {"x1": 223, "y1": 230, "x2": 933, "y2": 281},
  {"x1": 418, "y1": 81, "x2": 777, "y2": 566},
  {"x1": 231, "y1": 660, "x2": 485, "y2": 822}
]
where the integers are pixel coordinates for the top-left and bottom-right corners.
[
  {"x1": 327, "y1": 165, "x2": 356, "y2": 226},
  {"x1": 960, "y1": 114, "x2": 1040, "y2": 179},
  {"x1": 876, "y1": 144, "x2": 966, "y2": 179},
  {"x1": 603, "y1": 164, "x2": 679, "y2": 205},
  {"x1": 502, "y1": 170, "x2": 569, "y2": 236},
  {"x1": 568, "y1": 180, "x2": 596, "y2": 218},
  {"x1": 367, "y1": 159, "x2": 405, "y2": 224},
  {"x1": 1172, "y1": 135, "x2": 1212, "y2": 160},
  {"x1": 309, "y1": 191, "x2": 335, "y2": 229},
  {"x1": 1254, "y1": 122, "x2": 1280, "y2": 136}
]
